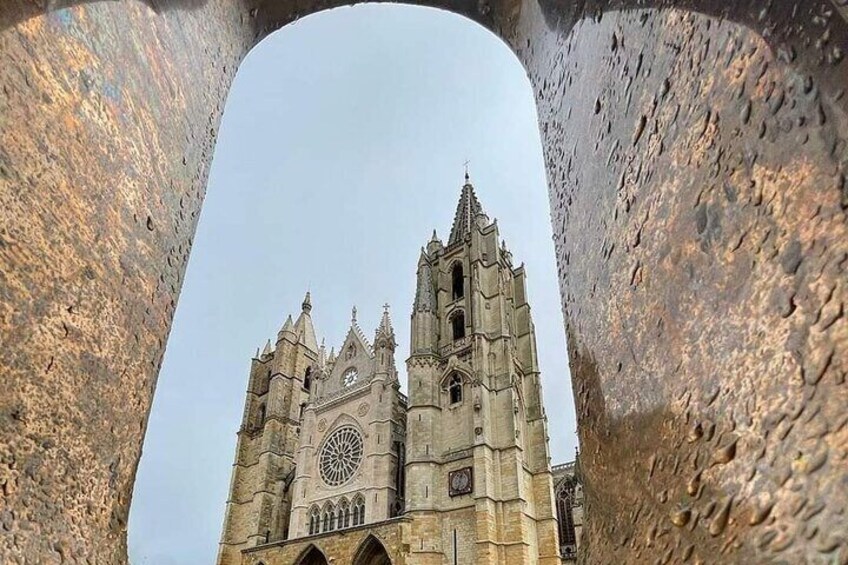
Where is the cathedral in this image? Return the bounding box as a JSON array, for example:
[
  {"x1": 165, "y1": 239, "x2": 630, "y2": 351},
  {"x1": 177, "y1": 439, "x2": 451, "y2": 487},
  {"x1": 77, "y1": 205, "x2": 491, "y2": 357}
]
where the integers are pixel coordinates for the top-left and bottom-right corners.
[{"x1": 216, "y1": 177, "x2": 581, "y2": 564}]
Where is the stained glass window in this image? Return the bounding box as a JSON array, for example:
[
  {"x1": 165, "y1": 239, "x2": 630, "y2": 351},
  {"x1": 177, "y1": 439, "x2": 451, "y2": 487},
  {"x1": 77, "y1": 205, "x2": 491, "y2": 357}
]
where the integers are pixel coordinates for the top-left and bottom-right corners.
[{"x1": 319, "y1": 426, "x2": 364, "y2": 486}]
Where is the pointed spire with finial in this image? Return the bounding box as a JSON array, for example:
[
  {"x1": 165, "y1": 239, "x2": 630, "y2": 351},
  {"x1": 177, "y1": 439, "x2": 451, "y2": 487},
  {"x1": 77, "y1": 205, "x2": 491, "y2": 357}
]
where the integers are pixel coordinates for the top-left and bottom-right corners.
[
  {"x1": 448, "y1": 171, "x2": 486, "y2": 244},
  {"x1": 261, "y1": 339, "x2": 272, "y2": 357},
  {"x1": 375, "y1": 303, "x2": 396, "y2": 341},
  {"x1": 292, "y1": 291, "x2": 318, "y2": 352},
  {"x1": 427, "y1": 230, "x2": 443, "y2": 256}
]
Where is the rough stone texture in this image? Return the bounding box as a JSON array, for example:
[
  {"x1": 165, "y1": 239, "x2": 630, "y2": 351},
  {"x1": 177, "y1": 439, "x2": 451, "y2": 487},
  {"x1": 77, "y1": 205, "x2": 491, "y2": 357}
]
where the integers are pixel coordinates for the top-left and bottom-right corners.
[
  {"x1": 404, "y1": 184, "x2": 559, "y2": 564},
  {"x1": 243, "y1": 517, "x2": 407, "y2": 564},
  {"x1": 0, "y1": 0, "x2": 845, "y2": 564}
]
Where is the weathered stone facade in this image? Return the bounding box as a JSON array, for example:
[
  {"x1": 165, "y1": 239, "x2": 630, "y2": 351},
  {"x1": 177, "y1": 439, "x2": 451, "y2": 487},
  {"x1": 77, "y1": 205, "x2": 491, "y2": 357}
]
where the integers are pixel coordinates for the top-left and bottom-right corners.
[
  {"x1": 552, "y1": 460, "x2": 583, "y2": 564},
  {"x1": 403, "y1": 179, "x2": 559, "y2": 565},
  {"x1": 2, "y1": 2, "x2": 845, "y2": 563},
  {"x1": 287, "y1": 306, "x2": 407, "y2": 540},
  {"x1": 217, "y1": 294, "x2": 318, "y2": 564},
  {"x1": 219, "y1": 182, "x2": 565, "y2": 564}
]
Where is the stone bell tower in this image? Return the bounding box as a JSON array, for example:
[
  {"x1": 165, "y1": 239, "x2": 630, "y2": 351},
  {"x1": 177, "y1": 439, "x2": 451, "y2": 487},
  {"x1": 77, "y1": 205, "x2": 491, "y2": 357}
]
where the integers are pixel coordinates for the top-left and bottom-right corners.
[
  {"x1": 217, "y1": 293, "x2": 318, "y2": 565},
  {"x1": 405, "y1": 176, "x2": 560, "y2": 564}
]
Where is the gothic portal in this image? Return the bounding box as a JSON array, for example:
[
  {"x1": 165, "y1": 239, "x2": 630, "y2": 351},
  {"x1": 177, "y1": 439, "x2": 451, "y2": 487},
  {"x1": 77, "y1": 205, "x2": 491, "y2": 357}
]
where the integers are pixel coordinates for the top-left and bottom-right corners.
[{"x1": 218, "y1": 178, "x2": 571, "y2": 564}]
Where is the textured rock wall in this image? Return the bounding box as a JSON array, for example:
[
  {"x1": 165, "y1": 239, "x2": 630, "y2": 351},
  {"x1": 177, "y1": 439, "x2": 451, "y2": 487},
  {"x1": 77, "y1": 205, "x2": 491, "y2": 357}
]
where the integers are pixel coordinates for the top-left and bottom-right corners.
[{"x1": 0, "y1": 0, "x2": 845, "y2": 563}]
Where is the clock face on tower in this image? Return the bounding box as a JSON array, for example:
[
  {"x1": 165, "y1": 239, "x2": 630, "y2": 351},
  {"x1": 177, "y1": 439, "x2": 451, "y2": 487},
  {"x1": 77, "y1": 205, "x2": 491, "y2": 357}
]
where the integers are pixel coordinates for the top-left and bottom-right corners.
[{"x1": 448, "y1": 467, "x2": 473, "y2": 497}]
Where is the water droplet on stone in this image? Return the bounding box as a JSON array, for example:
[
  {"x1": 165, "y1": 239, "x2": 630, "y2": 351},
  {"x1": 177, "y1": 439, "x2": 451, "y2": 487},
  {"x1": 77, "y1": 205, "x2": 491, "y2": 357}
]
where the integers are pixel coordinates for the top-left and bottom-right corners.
[
  {"x1": 670, "y1": 508, "x2": 692, "y2": 527},
  {"x1": 709, "y1": 498, "x2": 733, "y2": 536}
]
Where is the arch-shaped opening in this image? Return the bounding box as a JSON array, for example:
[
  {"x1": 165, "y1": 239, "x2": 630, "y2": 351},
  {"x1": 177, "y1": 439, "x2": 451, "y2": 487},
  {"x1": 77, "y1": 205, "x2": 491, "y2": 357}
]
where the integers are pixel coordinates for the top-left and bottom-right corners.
[
  {"x1": 126, "y1": 5, "x2": 576, "y2": 562},
  {"x1": 321, "y1": 501, "x2": 335, "y2": 532},
  {"x1": 352, "y1": 534, "x2": 392, "y2": 565},
  {"x1": 448, "y1": 373, "x2": 463, "y2": 404},
  {"x1": 450, "y1": 310, "x2": 466, "y2": 340},
  {"x1": 308, "y1": 505, "x2": 321, "y2": 535},
  {"x1": 351, "y1": 495, "x2": 366, "y2": 527},
  {"x1": 294, "y1": 544, "x2": 330, "y2": 565},
  {"x1": 337, "y1": 498, "x2": 351, "y2": 529},
  {"x1": 451, "y1": 261, "x2": 464, "y2": 300},
  {"x1": 556, "y1": 479, "x2": 578, "y2": 559}
]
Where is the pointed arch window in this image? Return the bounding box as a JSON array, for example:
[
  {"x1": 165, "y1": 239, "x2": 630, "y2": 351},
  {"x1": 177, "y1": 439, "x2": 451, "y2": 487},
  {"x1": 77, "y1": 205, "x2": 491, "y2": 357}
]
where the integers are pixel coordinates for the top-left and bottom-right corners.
[
  {"x1": 308, "y1": 506, "x2": 321, "y2": 535},
  {"x1": 352, "y1": 496, "x2": 365, "y2": 526},
  {"x1": 337, "y1": 499, "x2": 350, "y2": 529},
  {"x1": 321, "y1": 503, "x2": 334, "y2": 532},
  {"x1": 451, "y1": 311, "x2": 466, "y2": 341},
  {"x1": 449, "y1": 373, "x2": 463, "y2": 404},
  {"x1": 556, "y1": 479, "x2": 578, "y2": 558},
  {"x1": 452, "y1": 262, "x2": 464, "y2": 300}
]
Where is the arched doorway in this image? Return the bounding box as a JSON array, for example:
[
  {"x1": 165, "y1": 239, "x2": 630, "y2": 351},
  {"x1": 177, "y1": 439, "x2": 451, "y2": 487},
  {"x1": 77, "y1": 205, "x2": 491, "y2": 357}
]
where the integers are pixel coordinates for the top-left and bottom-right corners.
[
  {"x1": 352, "y1": 535, "x2": 392, "y2": 565},
  {"x1": 294, "y1": 544, "x2": 330, "y2": 565}
]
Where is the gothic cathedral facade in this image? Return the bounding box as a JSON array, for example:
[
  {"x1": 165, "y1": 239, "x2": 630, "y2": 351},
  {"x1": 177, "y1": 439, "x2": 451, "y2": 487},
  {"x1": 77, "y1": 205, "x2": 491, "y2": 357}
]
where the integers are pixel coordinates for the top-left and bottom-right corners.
[{"x1": 217, "y1": 178, "x2": 570, "y2": 564}]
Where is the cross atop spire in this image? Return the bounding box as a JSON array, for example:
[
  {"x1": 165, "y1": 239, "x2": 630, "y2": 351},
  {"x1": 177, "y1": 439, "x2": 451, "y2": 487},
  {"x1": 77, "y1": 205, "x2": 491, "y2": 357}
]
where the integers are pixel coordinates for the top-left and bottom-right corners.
[
  {"x1": 378, "y1": 304, "x2": 394, "y2": 334},
  {"x1": 448, "y1": 177, "x2": 486, "y2": 245},
  {"x1": 375, "y1": 302, "x2": 396, "y2": 347}
]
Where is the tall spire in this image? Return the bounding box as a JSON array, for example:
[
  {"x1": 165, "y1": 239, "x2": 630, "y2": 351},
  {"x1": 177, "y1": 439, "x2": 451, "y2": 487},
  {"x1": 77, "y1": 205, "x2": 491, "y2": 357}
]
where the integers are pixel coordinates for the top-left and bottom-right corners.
[
  {"x1": 376, "y1": 303, "x2": 395, "y2": 340},
  {"x1": 292, "y1": 291, "x2": 318, "y2": 352},
  {"x1": 448, "y1": 176, "x2": 486, "y2": 244}
]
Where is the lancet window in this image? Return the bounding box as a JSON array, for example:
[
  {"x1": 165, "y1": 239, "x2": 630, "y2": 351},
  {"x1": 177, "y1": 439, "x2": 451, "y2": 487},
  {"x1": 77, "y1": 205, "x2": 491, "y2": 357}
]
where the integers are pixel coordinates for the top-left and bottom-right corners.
[
  {"x1": 451, "y1": 311, "x2": 465, "y2": 340},
  {"x1": 351, "y1": 496, "x2": 365, "y2": 526},
  {"x1": 449, "y1": 373, "x2": 463, "y2": 404},
  {"x1": 451, "y1": 262, "x2": 464, "y2": 300}
]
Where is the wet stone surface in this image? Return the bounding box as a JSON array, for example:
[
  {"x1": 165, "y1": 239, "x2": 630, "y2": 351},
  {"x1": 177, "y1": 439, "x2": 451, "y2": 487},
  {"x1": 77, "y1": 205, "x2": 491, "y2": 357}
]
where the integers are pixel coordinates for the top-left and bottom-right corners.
[{"x1": 0, "y1": 0, "x2": 846, "y2": 563}]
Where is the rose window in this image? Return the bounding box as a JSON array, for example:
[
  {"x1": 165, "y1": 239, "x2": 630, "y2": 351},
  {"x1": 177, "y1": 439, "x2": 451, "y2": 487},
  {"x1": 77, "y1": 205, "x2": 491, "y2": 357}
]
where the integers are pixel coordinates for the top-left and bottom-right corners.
[{"x1": 319, "y1": 426, "x2": 364, "y2": 486}]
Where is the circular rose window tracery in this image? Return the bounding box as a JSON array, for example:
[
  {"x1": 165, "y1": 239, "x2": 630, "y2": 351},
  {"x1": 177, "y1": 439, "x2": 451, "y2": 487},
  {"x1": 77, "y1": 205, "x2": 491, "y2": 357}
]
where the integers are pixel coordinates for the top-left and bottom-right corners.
[{"x1": 319, "y1": 426, "x2": 364, "y2": 486}]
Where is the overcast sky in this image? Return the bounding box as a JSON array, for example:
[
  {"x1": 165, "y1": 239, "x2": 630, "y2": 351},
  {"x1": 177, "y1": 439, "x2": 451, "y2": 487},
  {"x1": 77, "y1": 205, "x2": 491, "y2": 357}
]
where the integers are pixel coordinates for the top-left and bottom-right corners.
[{"x1": 128, "y1": 5, "x2": 577, "y2": 563}]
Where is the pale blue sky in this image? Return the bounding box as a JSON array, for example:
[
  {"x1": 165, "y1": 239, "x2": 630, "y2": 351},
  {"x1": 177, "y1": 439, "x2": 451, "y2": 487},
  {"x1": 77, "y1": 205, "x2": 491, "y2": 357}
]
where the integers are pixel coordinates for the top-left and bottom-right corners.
[{"x1": 128, "y1": 5, "x2": 577, "y2": 563}]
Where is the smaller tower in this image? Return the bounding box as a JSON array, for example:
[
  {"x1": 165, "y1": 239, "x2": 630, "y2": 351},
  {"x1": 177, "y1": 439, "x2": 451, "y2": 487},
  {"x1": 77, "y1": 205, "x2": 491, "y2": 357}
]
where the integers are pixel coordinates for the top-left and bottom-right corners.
[{"x1": 217, "y1": 293, "x2": 318, "y2": 565}]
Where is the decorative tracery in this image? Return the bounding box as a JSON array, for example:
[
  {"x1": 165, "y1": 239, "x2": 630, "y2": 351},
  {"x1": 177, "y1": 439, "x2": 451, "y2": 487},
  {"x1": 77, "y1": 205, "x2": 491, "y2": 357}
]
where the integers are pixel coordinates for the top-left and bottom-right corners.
[
  {"x1": 308, "y1": 505, "x2": 320, "y2": 535},
  {"x1": 556, "y1": 478, "x2": 578, "y2": 558},
  {"x1": 319, "y1": 426, "x2": 364, "y2": 486},
  {"x1": 352, "y1": 495, "x2": 365, "y2": 526},
  {"x1": 337, "y1": 498, "x2": 350, "y2": 529}
]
